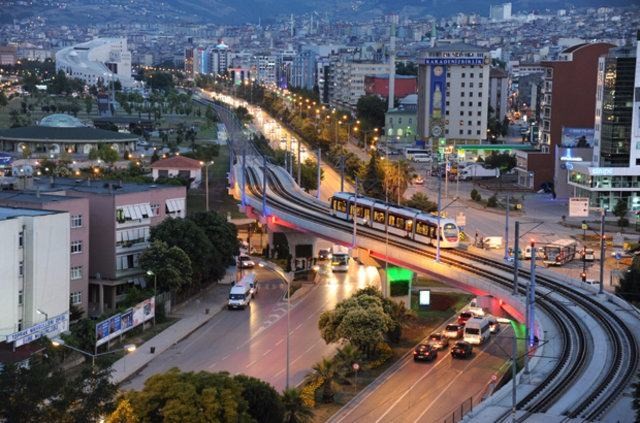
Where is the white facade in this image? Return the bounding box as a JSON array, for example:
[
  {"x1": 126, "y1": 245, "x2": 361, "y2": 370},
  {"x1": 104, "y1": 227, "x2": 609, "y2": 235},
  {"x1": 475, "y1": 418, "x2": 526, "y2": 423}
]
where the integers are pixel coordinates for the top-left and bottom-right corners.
[
  {"x1": 489, "y1": 68, "x2": 509, "y2": 121},
  {"x1": 328, "y1": 56, "x2": 389, "y2": 111},
  {"x1": 0, "y1": 208, "x2": 70, "y2": 345},
  {"x1": 56, "y1": 38, "x2": 134, "y2": 87},
  {"x1": 417, "y1": 43, "x2": 491, "y2": 147},
  {"x1": 490, "y1": 3, "x2": 512, "y2": 21}
]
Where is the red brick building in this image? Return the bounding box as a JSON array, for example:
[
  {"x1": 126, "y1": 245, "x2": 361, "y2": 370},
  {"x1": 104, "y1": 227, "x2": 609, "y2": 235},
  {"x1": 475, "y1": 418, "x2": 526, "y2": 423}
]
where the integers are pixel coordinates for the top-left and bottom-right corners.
[
  {"x1": 364, "y1": 74, "x2": 417, "y2": 99},
  {"x1": 515, "y1": 42, "x2": 614, "y2": 192}
]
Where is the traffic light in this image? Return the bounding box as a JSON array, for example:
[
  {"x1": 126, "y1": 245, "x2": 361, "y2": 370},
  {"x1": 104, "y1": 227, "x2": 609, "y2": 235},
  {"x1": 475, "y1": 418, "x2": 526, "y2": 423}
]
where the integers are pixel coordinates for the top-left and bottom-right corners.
[{"x1": 581, "y1": 272, "x2": 587, "y2": 282}]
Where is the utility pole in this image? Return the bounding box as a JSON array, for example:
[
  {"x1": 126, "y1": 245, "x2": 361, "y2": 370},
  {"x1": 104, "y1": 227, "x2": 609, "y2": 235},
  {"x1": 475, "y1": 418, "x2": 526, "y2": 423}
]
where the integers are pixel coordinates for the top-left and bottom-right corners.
[
  {"x1": 316, "y1": 148, "x2": 321, "y2": 199},
  {"x1": 524, "y1": 241, "x2": 536, "y2": 376},
  {"x1": 297, "y1": 140, "x2": 301, "y2": 185},
  {"x1": 599, "y1": 209, "x2": 605, "y2": 294},
  {"x1": 436, "y1": 156, "x2": 442, "y2": 263},
  {"x1": 511, "y1": 326, "x2": 518, "y2": 423},
  {"x1": 513, "y1": 221, "x2": 520, "y2": 295},
  {"x1": 340, "y1": 157, "x2": 345, "y2": 192},
  {"x1": 262, "y1": 155, "x2": 267, "y2": 214},
  {"x1": 353, "y1": 176, "x2": 359, "y2": 254},
  {"x1": 504, "y1": 192, "x2": 510, "y2": 261},
  {"x1": 241, "y1": 147, "x2": 246, "y2": 207}
]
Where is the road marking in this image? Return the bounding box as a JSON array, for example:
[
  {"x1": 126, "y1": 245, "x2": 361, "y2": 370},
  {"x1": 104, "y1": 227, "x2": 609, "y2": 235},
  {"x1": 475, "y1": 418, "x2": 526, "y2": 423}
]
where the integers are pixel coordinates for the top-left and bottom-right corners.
[
  {"x1": 413, "y1": 349, "x2": 488, "y2": 423},
  {"x1": 275, "y1": 339, "x2": 284, "y2": 346},
  {"x1": 295, "y1": 323, "x2": 303, "y2": 331},
  {"x1": 208, "y1": 362, "x2": 217, "y2": 369},
  {"x1": 222, "y1": 354, "x2": 230, "y2": 360},
  {"x1": 263, "y1": 349, "x2": 273, "y2": 356},
  {"x1": 246, "y1": 359, "x2": 257, "y2": 368}
]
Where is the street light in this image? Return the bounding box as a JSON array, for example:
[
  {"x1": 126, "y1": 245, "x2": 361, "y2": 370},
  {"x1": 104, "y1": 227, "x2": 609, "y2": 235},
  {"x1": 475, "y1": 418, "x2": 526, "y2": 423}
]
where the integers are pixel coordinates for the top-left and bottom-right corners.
[
  {"x1": 36, "y1": 308, "x2": 48, "y2": 321},
  {"x1": 51, "y1": 338, "x2": 136, "y2": 368},
  {"x1": 146, "y1": 270, "x2": 157, "y2": 327},
  {"x1": 200, "y1": 160, "x2": 215, "y2": 212}
]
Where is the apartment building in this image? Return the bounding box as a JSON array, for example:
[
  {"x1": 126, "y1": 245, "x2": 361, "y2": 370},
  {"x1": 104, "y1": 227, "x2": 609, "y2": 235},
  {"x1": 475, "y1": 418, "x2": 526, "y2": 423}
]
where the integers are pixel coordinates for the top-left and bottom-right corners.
[{"x1": 328, "y1": 52, "x2": 389, "y2": 111}]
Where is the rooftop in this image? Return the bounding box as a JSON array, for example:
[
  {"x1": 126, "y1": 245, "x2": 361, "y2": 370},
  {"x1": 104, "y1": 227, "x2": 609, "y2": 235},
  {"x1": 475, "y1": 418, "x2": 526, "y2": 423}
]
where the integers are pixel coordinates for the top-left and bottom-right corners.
[
  {"x1": 150, "y1": 155, "x2": 203, "y2": 170},
  {"x1": 39, "y1": 114, "x2": 85, "y2": 128},
  {"x1": 0, "y1": 191, "x2": 83, "y2": 204},
  {"x1": 0, "y1": 206, "x2": 56, "y2": 221},
  {"x1": 0, "y1": 126, "x2": 139, "y2": 142},
  {"x1": 27, "y1": 177, "x2": 185, "y2": 196},
  {"x1": 427, "y1": 42, "x2": 488, "y2": 53}
]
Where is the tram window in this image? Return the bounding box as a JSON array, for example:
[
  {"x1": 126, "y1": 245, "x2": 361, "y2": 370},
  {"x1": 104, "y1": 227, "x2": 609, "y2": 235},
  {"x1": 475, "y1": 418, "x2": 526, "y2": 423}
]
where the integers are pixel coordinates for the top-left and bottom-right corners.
[
  {"x1": 396, "y1": 217, "x2": 405, "y2": 229},
  {"x1": 405, "y1": 220, "x2": 413, "y2": 232},
  {"x1": 334, "y1": 199, "x2": 347, "y2": 212},
  {"x1": 349, "y1": 205, "x2": 355, "y2": 216},
  {"x1": 374, "y1": 210, "x2": 385, "y2": 223},
  {"x1": 416, "y1": 222, "x2": 428, "y2": 235},
  {"x1": 356, "y1": 206, "x2": 364, "y2": 218},
  {"x1": 363, "y1": 208, "x2": 371, "y2": 221},
  {"x1": 388, "y1": 215, "x2": 396, "y2": 226}
]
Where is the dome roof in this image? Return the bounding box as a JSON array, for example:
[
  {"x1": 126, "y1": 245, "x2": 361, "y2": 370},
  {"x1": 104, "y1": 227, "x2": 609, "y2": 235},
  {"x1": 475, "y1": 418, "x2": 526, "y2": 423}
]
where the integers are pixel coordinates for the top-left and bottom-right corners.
[{"x1": 39, "y1": 114, "x2": 86, "y2": 128}]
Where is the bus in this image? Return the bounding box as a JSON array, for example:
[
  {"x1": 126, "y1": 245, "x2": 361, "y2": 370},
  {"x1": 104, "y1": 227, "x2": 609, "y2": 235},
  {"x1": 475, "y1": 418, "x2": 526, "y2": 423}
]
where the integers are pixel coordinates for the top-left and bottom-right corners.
[
  {"x1": 404, "y1": 148, "x2": 431, "y2": 161},
  {"x1": 543, "y1": 239, "x2": 577, "y2": 266}
]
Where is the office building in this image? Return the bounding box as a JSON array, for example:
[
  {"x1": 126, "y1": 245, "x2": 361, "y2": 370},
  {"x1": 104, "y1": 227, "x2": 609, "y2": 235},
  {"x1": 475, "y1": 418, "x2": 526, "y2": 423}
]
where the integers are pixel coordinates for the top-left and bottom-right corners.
[
  {"x1": 209, "y1": 41, "x2": 230, "y2": 75},
  {"x1": 417, "y1": 43, "x2": 491, "y2": 148},
  {"x1": 490, "y1": 3, "x2": 512, "y2": 21},
  {"x1": 291, "y1": 49, "x2": 317, "y2": 90},
  {"x1": 568, "y1": 39, "x2": 640, "y2": 210},
  {"x1": 56, "y1": 38, "x2": 134, "y2": 87},
  {"x1": 0, "y1": 45, "x2": 17, "y2": 66},
  {"x1": 0, "y1": 207, "x2": 70, "y2": 350}
]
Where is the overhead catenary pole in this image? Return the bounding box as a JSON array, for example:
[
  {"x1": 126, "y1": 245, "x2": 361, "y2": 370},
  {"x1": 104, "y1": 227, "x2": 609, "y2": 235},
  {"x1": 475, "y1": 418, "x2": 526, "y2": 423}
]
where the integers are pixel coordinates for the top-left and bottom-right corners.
[
  {"x1": 262, "y1": 155, "x2": 267, "y2": 215},
  {"x1": 504, "y1": 192, "x2": 510, "y2": 260},
  {"x1": 316, "y1": 148, "x2": 321, "y2": 199},
  {"x1": 241, "y1": 147, "x2": 247, "y2": 207},
  {"x1": 297, "y1": 140, "x2": 301, "y2": 185},
  {"x1": 340, "y1": 157, "x2": 345, "y2": 192},
  {"x1": 513, "y1": 221, "x2": 520, "y2": 295},
  {"x1": 511, "y1": 325, "x2": 518, "y2": 423},
  {"x1": 436, "y1": 156, "x2": 442, "y2": 263},
  {"x1": 599, "y1": 209, "x2": 605, "y2": 294},
  {"x1": 353, "y1": 176, "x2": 359, "y2": 254}
]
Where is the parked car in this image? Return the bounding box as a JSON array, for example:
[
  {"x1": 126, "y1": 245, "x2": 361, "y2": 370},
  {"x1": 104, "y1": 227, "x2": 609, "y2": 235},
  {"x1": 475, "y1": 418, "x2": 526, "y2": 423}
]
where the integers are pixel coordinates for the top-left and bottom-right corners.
[
  {"x1": 427, "y1": 333, "x2": 449, "y2": 350},
  {"x1": 583, "y1": 248, "x2": 595, "y2": 262},
  {"x1": 413, "y1": 344, "x2": 438, "y2": 362},
  {"x1": 237, "y1": 255, "x2": 255, "y2": 269},
  {"x1": 451, "y1": 341, "x2": 473, "y2": 359},
  {"x1": 457, "y1": 312, "x2": 473, "y2": 326},
  {"x1": 444, "y1": 323, "x2": 464, "y2": 339},
  {"x1": 318, "y1": 249, "x2": 332, "y2": 260},
  {"x1": 413, "y1": 175, "x2": 425, "y2": 185},
  {"x1": 486, "y1": 315, "x2": 500, "y2": 334}
]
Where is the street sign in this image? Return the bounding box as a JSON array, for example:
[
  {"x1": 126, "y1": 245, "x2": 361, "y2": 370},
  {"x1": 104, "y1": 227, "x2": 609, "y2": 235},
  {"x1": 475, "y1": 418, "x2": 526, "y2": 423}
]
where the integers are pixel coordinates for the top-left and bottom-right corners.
[
  {"x1": 581, "y1": 223, "x2": 588, "y2": 230},
  {"x1": 352, "y1": 363, "x2": 360, "y2": 371},
  {"x1": 456, "y1": 212, "x2": 466, "y2": 227},
  {"x1": 569, "y1": 198, "x2": 589, "y2": 217},
  {"x1": 615, "y1": 251, "x2": 622, "y2": 261},
  {"x1": 613, "y1": 232, "x2": 624, "y2": 247}
]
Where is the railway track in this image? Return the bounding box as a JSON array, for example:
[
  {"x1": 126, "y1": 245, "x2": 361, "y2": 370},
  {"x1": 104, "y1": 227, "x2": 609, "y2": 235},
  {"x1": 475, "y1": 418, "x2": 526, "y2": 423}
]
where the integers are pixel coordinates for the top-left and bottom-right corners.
[{"x1": 201, "y1": 95, "x2": 637, "y2": 421}]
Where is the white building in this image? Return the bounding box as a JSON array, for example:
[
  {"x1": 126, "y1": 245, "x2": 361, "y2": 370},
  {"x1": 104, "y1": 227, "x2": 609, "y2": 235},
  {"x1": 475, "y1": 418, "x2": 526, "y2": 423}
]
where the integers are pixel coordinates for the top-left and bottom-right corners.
[
  {"x1": 417, "y1": 43, "x2": 491, "y2": 148},
  {"x1": 56, "y1": 38, "x2": 134, "y2": 88},
  {"x1": 490, "y1": 2, "x2": 512, "y2": 21},
  {"x1": 489, "y1": 67, "x2": 509, "y2": 121},
  {"x1": 150, "y1": 155, "x2": 203, "y2": 189},
  {"x1": 328, "y1": 53, "x2": 389, "y2": 111},
  {"x1": 0, "y1": 207, "x2": 70, "y2": 348},
  {"x1": 209, "y1": 41, "x2": 230, "y2": 75}
]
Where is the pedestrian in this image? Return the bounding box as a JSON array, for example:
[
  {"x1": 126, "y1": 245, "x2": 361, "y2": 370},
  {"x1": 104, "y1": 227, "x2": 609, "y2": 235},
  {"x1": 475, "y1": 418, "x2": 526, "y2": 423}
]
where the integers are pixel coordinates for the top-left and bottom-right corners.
[{"x1": 475, "y1": 231, "x2": 479, "y2": 247}]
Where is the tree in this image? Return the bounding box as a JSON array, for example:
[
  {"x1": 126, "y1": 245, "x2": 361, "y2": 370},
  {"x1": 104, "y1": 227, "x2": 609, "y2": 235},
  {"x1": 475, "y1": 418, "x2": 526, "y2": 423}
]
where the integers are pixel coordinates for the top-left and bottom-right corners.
[
  {"x1": 189, "y1": 211, "x2": 239, "y2": 280},
  {"x1": 356, "y1": 95, "x2": 386, "y2": 129},
  {"x1": 234, "y1": 375, "x2": 284, "y2": 423},
  {"x1": 20, "y1": 144, "x2": 32, "y2": 159},
  {"x1": 613, "y1": 199, "x2": 629, "y2": 227},
  {"x1": 335, "y1": 344, "x2": 361, "y2": 376},
  {"x1": 106, "y1": 399, "x2": 138, "y2": 423},
  {"x1": 299, "y1": 158, "x2": 323, "y2": 192},
  {"x1": 145, "y1": 71, "x2": 174, "y2": 91},
  {"x1": 616, "y1": 256, "x2": 640, "y2": 304},
  {"x1": 84, "y1": 97, "x2": 94, "y2": 115},
  {"x1": 139, "y1": 240, "x2": 193, "y2": 293},
  {"x1": 205, "y1": 104, "x2": 217, "y2": 125},
  {"x1": 97, "y1": 145, "x2": 120, "y2": 167},
  {"x1": 150, "y1": 218, "x2": 213, "y2": 284},
  {"x1": 0, "y1": 90, "x2": 8, "y2": 108},
  {"x1": 124, "y1": 368, "x2": 251, "y2": 422},
  {"x1": 361, "y1": 153, "x2": 384, "y2": 200},
  {"x1": 305, "y1": 358, "x2": 342, "y2": 403},
  {"x1": 483, "y1": 151, "x2": 515, "y2": 173},
  {"x1": 282, "y1": 389, "x2": 314, "y2": 423},
  {"x1": 382, "y1": 158, "x2": 414, "y2": 202},
  {"x1": 396, "y1": 61, "x2": 418, "y2": 76},
  {"x1": 403, "y1": 192, "x2": 437, "y2": 213},
  {"x1": 88, "y1": 148, "x2": 100, "y2": 161}
]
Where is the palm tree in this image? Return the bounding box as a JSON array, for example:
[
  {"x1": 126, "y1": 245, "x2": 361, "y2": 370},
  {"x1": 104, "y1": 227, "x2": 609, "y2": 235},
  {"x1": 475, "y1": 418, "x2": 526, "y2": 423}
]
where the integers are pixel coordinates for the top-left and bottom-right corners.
[
  {"x1": 382, "y1": 159, "x2": 414, "y2": 203},
  {"x1": 306, "y1": 357, "x2": 340, "y2": 403},
  {"x1": 282, "y1": 388, "x2": 314, "y2": 423},
  {"x1": 335, "y1": 344, "x2": 361, "y2": 376}
]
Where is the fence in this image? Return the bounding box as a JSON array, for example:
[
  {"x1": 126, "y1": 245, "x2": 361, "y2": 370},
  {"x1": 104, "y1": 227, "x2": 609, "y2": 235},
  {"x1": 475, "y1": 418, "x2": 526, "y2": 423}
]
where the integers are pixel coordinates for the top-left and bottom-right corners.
[{"x1": 439, "y1": 396, "x2": 474, "y2": 423}]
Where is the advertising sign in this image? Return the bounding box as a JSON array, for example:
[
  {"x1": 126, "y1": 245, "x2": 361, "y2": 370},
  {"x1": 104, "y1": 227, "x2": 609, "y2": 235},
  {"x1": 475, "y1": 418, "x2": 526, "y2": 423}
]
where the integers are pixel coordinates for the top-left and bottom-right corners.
[
  {"x1": 561, "y1": 127, "x2": 595, "y2": 147},
  {"x1": 132, "y1": 297, "x2": 155, "y2": 327},
  {"x1": 95, "y1": 314, "x2": 122, "y2": 347},
  {"x1": 6, "y1": 312, "x2": 69, "y2": 347},
  {"x1": 419, "y1": 289, "x2": 431, "y2": 309},
  {"x1": 120, "y1": 308, "x2": 134, "y2": 334},
  {"x1": 0, "y1": 153, "x2": 12, "y2": 168},
  {"x1": 423, "y1": 58, "x2": 484, "y2": 66},
  {"x1": 569, "y1": 198, "x2": 590, "y2": 217}
]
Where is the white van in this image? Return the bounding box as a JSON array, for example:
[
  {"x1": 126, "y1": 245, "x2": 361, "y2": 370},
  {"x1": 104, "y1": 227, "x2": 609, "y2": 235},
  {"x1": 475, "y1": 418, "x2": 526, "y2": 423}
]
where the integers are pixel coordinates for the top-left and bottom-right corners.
[
  {"x1": 228, "y1": 274, "x2": 256, "y2": 310},
  {"x1": 412, "y1": 154, "x2": 432, "y2": 163},
  {"x1": 463, "y1": 317, "x2": 491, "y2": 345},
  {"x1": 482, "y1": 236, "x2": 503, "y2": 249},
  {"x1": 331, "y1": 253, "x2": 350, "y2": 272},
  {"x1": 524, "y1": 245, "x2": 546, "y2": 260}
]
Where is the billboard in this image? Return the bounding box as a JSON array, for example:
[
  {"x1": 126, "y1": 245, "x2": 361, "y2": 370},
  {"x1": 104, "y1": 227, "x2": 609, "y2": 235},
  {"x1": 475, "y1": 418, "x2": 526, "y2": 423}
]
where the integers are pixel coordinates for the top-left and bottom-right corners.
[
  {"x1": 0, "y1": 153, "x2": 12, "y2": 168},
  {"x1": 6, "y1": 312, "x2": 69, "y2": 348},
  {"x1": 423, "y1": 58, "x2": 484, "y2": 66},
  {"x1": 95, "y1": 297, "x2": 155, "y2": 347},
  {"x1": 561, "y1": 127, "x2": 595, "y2": 147}
]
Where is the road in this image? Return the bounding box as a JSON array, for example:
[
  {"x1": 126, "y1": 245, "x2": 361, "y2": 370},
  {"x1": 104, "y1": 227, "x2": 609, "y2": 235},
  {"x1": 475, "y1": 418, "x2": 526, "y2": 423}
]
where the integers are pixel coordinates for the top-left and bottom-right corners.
[
  {"x1": 329, "y1": 325, "x2": 515, "y2": 423},
  {"x1": 121, "y1": 262, "x2": 381, "y2": 392}
]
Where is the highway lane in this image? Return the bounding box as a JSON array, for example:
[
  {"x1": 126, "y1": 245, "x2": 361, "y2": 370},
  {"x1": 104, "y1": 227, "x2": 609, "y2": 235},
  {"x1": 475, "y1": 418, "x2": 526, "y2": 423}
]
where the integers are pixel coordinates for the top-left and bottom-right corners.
[
  {"x1": 121, "y1": 262, "x2": 381, "y2": 392},
  {"x1": 330, "y1": 325, "x2": 515, "y2": 423}
]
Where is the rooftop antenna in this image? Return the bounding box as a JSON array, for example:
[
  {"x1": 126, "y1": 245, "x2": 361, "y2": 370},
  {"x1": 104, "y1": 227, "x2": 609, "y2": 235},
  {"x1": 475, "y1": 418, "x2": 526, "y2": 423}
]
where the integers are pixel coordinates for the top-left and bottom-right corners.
[
  {"x1": 290, "y1": 14, "x2": 294, "y2": 39},
  {"x1": 388, "y1": 15, "x2": 398, "y2": 112}
]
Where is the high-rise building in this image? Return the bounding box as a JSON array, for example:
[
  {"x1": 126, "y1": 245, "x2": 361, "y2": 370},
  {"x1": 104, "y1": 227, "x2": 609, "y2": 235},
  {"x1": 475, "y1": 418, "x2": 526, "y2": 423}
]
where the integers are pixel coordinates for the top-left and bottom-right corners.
[
  {"x1": 209, "y1": 41, "x2": 230, "y2": 75},
  {"x1": 490, "y1": 3, "x2": 512, "y2": 21},
  {"x1": 417, "y1": 43, "x2": 491, "y2": 148},
  {"x1": 489, "y1": 67, "x2": 509, "y2": 121},
  {"x1": 291, "y1": 49, "x2": 318, "y2": 90},
  {"x1": 328, "y1": 51, "x2": 388, "y2": 111},
  {"x1": 0, "y1": 207, "x2": 70, "y2": 350},
  {"x1": 568, "y1": 38, "x2": 640, "y2": 211}
]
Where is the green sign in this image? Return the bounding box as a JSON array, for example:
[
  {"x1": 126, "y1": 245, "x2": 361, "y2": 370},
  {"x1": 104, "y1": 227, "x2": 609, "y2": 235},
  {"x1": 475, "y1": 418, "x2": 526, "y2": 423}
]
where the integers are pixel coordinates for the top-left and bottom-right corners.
[{"x1": 387, "y1": 267, "x2": 413, "y2": 283}]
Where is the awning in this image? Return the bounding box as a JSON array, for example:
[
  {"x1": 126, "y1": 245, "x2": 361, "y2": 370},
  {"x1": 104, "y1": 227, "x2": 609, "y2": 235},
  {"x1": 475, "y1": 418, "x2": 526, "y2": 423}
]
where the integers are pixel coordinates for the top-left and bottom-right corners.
[{"x1": 165, "y1": 198, "x2": 185, "y2": 213}]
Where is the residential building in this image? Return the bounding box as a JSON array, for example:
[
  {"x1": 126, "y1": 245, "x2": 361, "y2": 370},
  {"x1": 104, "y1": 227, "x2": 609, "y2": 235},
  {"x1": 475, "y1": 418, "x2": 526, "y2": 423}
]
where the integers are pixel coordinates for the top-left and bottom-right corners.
[
  {"x1": 56, "y1": 38, "x2": 134, "y2": 87},
  {"x1": 150, "y1": 155, "x2": 203, "y2": 188},
  {"x1": 489, "y1": 3, "x2": 512, "y2": 21},
  {"x1": 417, "y1": 43, "x2": 491, "y2": 149},
  {"x1": 254, "y1": 54, "x2": 279, "y2": 86},
  {"x1": 209, "y1": 41, "x2": 230, "y2": 75},
  {"x1": 489, "y1": 67, "x2": 509, "y2": 120},
  {"x1": 568, "y1": 39, "x2": 640, "y2": 210},
  {"x1": 0, "y1": 207, "x2": 70, "y2": 350},
  {"x1": 0, "y1": 192, "x2": 90, "y2": 316},
  {"x1": 328, "y1": 53, "x2": 389, "y2": 111},
  {"x1": 24, "y1": 178, "x2": 187, "y2": 315},
  {"x1": 291, "y1": 49, "x2": 317, "y2": 90},
  {"x1": 385, "y1": 95, "x2": 418, "y2": 144},
  {"x1": 0, "y1": 45, "x2": 17, "y2": 66}
]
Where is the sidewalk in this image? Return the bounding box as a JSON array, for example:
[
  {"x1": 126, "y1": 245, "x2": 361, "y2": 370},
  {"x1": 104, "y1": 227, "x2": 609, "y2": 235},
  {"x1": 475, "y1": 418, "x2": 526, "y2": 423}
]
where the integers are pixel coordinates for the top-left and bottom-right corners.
[{"x1": 110, "y1": 268, "x2": 235, "y2": 385}]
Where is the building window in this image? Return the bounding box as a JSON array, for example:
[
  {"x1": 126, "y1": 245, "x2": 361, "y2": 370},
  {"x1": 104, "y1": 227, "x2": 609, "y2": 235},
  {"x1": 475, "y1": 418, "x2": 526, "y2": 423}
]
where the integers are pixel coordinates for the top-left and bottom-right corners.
[
  {"x1": 18, "y1": 290, "x2": 23, "y2": 305},
  {"x1": 18, "y1": 319, "x2": 22, "y2": 331},
  {"x1": 18, "y1": 231, "x2": 23, "y2": 248},
  {"x1": 468, "y1": 111, "x2": 472, "y2": 116},
  {"x1": 468, "y1": 130, "x2": 472, "y2": 135},
  {"x1": 477, "y1": 121, "x2": 481, "y2": 126},
  {"x1": 461, "y1": 92, "x2": 465, "y2": 97},
  {"x1": 71, "y1": 266, "x2": 83, "y2": 280},
  {"x1": 478, "y1": 102, "x2": 482, "y2": 107},
  {"x1": 469, "y1": 92, "x2": 473, "y2": 97},
  {"x1": 462, "y1": 73, "x2": 466, "y2": 78},
  {"x1": 70, "y1": 291, "x2": 82, "y2": 305},
  {"x1": 460, "y1": 102, "x2": 464, "y2": 107},
  {"x1": 459, "y1": 111, "x2": 464, "y2": 116},
  {"x1": 71, "y1": 240, "x2": 83, "y2": 254},
  {"x1": 71, "y1": 215, "x2": 83, "y2": 228},
  {"x1": 479, "y1": 82, "x2": 483, "y2": 88},
  {"x1": 470, "y1": 82, "x2": 474, "y2": 88},
  {"x1": 446, "y1": 101, "x2": 450, "y2": 106},
  {"x1": 478, "y1": 111, "x2": 482, "y2": 116},
  {"x1": 389, "y1": 118, "x2": 393, "y2": 125},
  {"x1": 408, "y1": 118, "x2": 412, "y2": 124},
  {"x1": 461, "y1": 82, "x2": 465, "y2": 87},
  {"x1": 19, "y1": 261, "x2": 23, "y2": 277},
  {"x1": 446, "y1": 111, "x2": 450, "y2": 116},
  {"x1": 477, "y1": 130, "x2": 481, "y2": 135}
]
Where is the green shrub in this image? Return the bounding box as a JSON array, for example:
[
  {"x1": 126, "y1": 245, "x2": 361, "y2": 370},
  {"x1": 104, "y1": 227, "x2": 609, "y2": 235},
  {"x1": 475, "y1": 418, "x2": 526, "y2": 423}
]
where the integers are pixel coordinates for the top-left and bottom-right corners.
[
  {"x1": 470, "y1": 189, "x2": 479, "y2": 201},
  {"x1": 487, "y1": 194, "x2": 498, "y2": 208}
]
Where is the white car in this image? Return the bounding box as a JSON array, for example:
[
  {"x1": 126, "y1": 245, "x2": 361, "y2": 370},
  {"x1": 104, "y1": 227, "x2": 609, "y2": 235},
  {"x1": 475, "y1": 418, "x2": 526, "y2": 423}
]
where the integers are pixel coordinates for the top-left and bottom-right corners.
[{"x1": 237, "y1": 255, "x2": 255, "y2": 269}]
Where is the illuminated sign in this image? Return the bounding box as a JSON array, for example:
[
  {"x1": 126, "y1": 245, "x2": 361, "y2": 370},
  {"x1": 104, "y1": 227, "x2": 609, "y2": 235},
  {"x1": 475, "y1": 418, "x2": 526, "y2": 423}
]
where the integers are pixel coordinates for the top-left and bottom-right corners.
[
  {"x1": 419, "y1": 290, "x2": 431, "y2": 309},
  {"x1": 591, "y1": 168, "x2": 614, "y2": 176},
  {"x1": 424, "y1": 58, "x2": 484, "y2": 66},
  {"x1": 560, "y1": 156, "x2": 583, "y2": 161}
]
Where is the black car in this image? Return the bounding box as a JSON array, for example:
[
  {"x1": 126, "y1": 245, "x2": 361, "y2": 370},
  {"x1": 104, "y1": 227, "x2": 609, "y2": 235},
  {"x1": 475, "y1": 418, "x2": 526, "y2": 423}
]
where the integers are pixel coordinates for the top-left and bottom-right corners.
[
  {"x1": 318, "y1": 249, "x2": 332, "y2": 260},
  {"x1": 451, "y1": 341, "x2": 473, "y2": 359},
  {"x1": 413, "y1": 344, "x2": 438, "y2": 362}
]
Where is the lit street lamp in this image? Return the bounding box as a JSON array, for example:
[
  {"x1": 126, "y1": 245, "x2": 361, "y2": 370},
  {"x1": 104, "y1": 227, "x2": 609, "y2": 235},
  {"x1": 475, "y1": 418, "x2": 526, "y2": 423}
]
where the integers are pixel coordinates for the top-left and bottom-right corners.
[
  {"x1": 36, "y1": 308, "x2": 48, "y2": 321},
  {"x1": 200, "y1": 160, "x2": 215, "y2": 212},
  {"x1": 52, "y1": 338, "x2": 136, "y2": 368}
]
